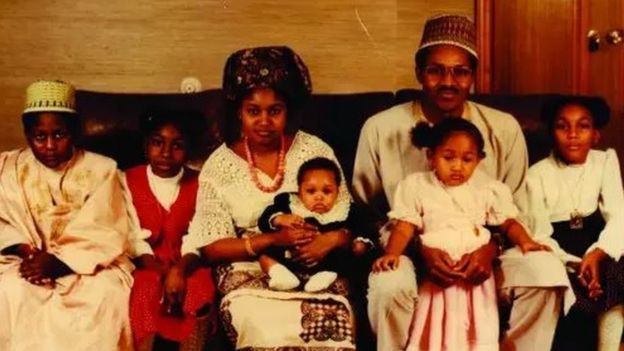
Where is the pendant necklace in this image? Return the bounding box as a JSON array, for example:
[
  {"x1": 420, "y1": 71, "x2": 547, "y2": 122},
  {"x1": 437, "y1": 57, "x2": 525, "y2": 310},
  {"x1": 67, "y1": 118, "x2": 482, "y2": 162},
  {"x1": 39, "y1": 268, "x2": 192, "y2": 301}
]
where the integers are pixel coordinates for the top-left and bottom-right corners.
[
  {"x1": 440, "y1": 176, "x2": 480, "y2": 237},
  {"x1": 557, "y1": 159, "x2": 586, "y2": 230}
]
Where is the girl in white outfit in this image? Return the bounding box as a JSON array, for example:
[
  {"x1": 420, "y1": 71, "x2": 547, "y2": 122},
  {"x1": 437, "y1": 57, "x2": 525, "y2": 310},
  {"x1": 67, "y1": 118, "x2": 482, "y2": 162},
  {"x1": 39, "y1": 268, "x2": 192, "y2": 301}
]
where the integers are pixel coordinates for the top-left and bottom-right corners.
[{"x1": 374, "y1": 118, "x2": 549, "y2": 351}]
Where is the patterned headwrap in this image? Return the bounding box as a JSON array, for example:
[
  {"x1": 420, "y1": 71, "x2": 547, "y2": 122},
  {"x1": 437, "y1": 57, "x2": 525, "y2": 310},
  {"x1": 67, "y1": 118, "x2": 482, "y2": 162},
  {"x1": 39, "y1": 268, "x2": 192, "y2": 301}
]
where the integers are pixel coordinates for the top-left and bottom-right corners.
[
  {"x1": 417, "y1": 14, "x2": 478, "y2": 60},
  {"x1": 222, "y1": 46, "x2": 312, "y2": 105}
]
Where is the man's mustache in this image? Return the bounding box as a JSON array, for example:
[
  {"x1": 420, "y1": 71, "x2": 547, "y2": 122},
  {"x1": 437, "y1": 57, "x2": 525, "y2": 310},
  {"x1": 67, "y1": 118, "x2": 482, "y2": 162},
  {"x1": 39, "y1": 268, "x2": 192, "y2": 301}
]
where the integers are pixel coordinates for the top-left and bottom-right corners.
[{"x1": 436, "y1": 86, "x2": 460, "y2": 94}]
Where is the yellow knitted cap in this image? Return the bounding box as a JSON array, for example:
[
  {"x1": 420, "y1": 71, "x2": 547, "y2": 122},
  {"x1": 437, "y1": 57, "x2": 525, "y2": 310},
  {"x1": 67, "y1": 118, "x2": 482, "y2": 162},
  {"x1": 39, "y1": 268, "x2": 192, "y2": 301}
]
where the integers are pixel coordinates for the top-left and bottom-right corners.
[{"x1": 23, "y1": 80, "x2": 76, "y2": 114}]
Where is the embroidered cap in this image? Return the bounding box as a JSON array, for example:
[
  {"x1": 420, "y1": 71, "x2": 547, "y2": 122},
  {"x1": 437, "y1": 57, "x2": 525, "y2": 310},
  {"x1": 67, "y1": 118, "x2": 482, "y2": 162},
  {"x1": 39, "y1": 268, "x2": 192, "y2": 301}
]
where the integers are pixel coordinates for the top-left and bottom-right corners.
[
  {"x1": 417, "y1": 14, "x2": 478, "y2": 60},
  {"x1": 23, "y1": 80, "x2": 77, "y2": 114},
  {"x1": 222, "y1": 46, "x2": 312, "y2": 105}
]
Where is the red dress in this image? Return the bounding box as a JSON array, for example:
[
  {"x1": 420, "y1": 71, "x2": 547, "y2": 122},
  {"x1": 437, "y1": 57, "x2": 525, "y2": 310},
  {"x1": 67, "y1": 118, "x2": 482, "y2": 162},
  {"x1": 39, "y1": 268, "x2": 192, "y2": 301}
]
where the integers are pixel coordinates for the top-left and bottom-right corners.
[{"x1": 126, "y1": 165, "x2": 216, "y2": 344}]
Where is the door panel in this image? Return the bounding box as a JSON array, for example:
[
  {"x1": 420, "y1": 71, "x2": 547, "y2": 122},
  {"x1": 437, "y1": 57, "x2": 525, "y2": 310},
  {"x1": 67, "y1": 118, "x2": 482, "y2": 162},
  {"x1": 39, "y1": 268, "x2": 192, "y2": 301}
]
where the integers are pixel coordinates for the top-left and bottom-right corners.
[
  {"x1": 588, "y1": 1, "x2": 624, "y2": 162},
  {"x1": 484, "y1": 0, "x2": 624, "y2": 174},
  {"x1": 491, "y1": 0, "x2": 577, "y2": 94}
]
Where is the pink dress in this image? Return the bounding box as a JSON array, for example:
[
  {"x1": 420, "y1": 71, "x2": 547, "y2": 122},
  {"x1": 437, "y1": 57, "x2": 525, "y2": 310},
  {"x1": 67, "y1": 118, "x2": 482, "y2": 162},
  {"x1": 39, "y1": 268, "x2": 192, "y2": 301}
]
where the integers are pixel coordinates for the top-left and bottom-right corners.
[{"x1": 390, "y1": 170, "x2": 517, "y2": 351}]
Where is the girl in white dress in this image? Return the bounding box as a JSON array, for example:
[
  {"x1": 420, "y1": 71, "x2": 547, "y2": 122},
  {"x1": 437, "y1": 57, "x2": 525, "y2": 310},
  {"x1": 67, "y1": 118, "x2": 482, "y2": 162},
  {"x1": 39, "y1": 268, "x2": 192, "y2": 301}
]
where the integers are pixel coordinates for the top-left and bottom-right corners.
[
  {"x1": 374, "y1": 117, "x2": 548, "y2": 351},
  {"x1": 527, "y1": 96, "x2": 624, "y2": 351}
]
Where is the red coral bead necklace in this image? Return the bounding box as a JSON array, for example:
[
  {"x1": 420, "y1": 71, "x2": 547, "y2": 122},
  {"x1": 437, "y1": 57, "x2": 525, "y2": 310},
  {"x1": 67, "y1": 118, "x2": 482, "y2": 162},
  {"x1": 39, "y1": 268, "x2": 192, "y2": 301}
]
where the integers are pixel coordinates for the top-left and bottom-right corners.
[{"x1": 243, "y1": 135, "x2": 286, "y2": 193}]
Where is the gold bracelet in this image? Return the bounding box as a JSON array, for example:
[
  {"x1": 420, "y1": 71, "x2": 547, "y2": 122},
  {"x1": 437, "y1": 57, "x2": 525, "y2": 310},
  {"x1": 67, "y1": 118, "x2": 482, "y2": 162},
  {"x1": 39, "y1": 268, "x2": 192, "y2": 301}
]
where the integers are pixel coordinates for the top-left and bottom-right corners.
[{"x1": 244, "y1": 236, "x2": 257, "y2": 258}]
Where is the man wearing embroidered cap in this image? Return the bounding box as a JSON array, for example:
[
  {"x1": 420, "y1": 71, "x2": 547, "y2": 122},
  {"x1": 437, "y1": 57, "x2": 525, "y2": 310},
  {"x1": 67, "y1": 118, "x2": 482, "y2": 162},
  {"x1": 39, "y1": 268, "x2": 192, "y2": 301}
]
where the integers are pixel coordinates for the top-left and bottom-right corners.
[
  {"x1": 0, "y1": 80, "x2": 134, "y2": 350},
  {"x1": 353, "y1": 14, "x2": 568, "y2": 351}
]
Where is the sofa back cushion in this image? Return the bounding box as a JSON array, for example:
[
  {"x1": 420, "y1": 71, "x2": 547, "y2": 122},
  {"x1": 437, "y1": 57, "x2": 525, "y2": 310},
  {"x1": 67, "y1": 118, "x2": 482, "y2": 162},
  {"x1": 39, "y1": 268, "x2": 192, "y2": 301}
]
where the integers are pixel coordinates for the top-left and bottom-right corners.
[{"x1": 76, "y1": 88, "x2": 607, "y2": 181}]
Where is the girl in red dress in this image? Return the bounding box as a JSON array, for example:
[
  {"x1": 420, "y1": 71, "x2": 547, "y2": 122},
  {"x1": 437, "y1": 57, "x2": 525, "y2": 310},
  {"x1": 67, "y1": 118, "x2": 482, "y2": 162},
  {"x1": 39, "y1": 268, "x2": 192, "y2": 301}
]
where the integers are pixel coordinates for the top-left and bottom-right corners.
[{"x1": 125, "y1": 110, "x2": 216, "y2": 351}]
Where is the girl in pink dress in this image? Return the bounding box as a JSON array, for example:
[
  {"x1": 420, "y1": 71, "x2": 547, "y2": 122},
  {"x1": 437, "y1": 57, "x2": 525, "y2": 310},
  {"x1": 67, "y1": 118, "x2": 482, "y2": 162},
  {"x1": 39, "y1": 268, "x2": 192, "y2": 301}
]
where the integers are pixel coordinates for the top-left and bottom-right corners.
[
  {"x1": 125, "y1": 110, "x2": 216, "y2": 351},
  {"x1": 373, "y1": 118, "x2": 549, "y2": 351}
]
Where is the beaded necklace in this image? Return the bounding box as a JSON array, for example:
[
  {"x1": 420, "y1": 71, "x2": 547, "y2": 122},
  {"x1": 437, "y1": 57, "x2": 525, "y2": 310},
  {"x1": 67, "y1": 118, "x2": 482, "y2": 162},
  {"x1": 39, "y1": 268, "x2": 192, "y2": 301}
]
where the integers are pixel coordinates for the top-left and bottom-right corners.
[{"x1": 243, "y1": 135, "x2": 286, "y2": 193}]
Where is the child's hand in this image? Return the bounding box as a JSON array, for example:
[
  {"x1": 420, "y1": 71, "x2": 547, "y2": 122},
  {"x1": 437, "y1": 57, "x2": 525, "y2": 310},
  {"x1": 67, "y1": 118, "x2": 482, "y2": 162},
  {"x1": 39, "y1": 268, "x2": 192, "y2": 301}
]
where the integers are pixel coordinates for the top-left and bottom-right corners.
[
  {"x1": 579, "y1": 248, "x2": 607, "y2": 299},
  {"x1": 566, "y1": 261, "x2": 581, "y2": 272},
  {"x1": 163, "y1": 265, "x2": 186, "y2": 316},
  {"x1": 352, "y1": 240, "x2": 370, "y2": 256},
  {"x1": 518, "y1": 240, "x2": 551, "y2": 255},
  {"x1": 273, "y1": 226, "x2": 317, "y2": 247},
  {"x1": 19, "y1": 254, "x2": 49, "y2": 286},
  {"x1": 273, "y1": 214, "x2": 308, "y2": 229},
  {"x1": 372, "y1": 254, "x2": 400, "y2": 272},
  {"x1": 588, "y1": 282, "x2": 604, "y2": 300},
  {"x1": 136, "y1": 254, "x2": 165, "y2": 275},
  {"x1": 503, "y1": 218, "x2": 550, "y2": 255},
  {"x1": 12, "y1": 244, "x2": 38, "y2": 260},
  {"x1": 19, "y1": 251, "x2": 72, "y2": 286}
]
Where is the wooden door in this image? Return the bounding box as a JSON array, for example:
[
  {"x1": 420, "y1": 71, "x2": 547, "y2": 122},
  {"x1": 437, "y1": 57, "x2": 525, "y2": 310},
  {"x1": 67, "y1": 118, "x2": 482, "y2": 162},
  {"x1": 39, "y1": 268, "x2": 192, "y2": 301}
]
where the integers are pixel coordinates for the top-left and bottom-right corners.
[
  {"x1": 586, "y1": 1, "x2": 624, "y2": 163},
  {"x1": 477, "y1": 0, "x2": 624, "y2": 173}
]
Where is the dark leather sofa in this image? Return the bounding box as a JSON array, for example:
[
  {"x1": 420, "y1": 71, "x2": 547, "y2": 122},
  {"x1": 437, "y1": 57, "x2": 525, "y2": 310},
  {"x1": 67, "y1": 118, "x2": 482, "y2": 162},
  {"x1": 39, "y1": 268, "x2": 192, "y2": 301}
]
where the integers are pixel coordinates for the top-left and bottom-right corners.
[{"x1": 76, "y1": 88, "x2": 570, "y2": 178}]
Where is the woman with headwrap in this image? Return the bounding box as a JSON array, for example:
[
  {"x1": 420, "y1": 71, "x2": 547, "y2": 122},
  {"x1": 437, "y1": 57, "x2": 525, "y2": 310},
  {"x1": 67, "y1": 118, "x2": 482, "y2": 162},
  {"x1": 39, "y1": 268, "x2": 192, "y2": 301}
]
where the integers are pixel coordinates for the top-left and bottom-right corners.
[{"x1": 178, "y1": 46, "x2": 357, "y2": 350}]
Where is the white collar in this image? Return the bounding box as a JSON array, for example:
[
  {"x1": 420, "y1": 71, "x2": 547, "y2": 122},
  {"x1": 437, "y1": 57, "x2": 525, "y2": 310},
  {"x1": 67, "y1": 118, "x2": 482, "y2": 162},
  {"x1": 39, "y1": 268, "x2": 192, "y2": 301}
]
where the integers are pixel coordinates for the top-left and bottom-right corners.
[
  {"x1": 147, "y1": 165, "x2": 184, "y2": 184},
  {"x1": 288, "y1": 193, "x2": 350, "y2": 226}
]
